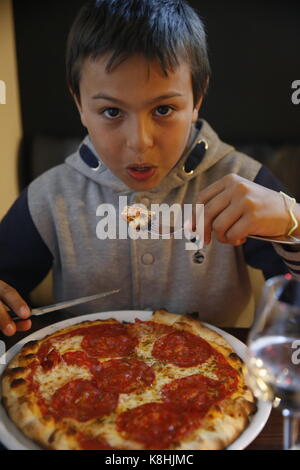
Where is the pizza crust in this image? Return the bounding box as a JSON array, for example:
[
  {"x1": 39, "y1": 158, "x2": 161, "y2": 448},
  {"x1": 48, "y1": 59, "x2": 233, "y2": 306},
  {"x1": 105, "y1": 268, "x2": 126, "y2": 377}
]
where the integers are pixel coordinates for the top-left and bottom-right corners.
[
  {"x1": 1, "y1": 310, "x2": 256, "y2": 450},
  {"x1": 148, "y1": 310, "x2": 256, "y2": 449}
]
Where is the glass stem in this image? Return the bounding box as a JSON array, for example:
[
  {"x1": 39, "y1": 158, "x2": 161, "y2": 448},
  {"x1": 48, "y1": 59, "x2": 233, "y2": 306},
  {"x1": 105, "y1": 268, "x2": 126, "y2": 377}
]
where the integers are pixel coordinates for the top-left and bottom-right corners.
[{"x1": 282, "y1": 409, "x2": 299, "y2": 450}]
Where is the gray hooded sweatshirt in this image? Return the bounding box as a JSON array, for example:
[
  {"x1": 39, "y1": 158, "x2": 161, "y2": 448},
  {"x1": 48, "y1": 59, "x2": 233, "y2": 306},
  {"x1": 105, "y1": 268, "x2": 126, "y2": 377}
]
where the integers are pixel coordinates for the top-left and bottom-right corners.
[{"x1": 22, "y1": 120, "x2": 298, "y2": 326}]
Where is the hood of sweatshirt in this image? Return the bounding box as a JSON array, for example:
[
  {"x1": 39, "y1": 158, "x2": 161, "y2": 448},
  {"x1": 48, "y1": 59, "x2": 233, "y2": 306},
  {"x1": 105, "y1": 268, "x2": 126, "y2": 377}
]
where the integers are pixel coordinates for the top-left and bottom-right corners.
[{"x1": 65, "y1": 119, "x2": 235, "y2": 196}]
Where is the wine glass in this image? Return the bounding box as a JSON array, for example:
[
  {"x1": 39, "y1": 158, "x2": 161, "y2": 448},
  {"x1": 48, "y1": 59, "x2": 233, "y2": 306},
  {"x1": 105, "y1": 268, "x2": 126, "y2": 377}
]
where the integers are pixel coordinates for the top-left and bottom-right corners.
[{"x1": 245, "y1": 273, "x2": 300, "y2": 450}]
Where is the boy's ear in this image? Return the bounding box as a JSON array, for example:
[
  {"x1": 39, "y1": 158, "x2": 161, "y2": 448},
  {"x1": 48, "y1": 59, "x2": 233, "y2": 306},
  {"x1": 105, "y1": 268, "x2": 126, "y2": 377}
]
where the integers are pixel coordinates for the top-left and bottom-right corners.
[
  {"x1": 192, "y1": 95, "x2": 204, "y2": 123},
  {"x1": 192, "y1": 77, "x2": 210, "y2": 122},
  {"x1": 69, "y1": 87, "x2": 88, "y2": 128}
]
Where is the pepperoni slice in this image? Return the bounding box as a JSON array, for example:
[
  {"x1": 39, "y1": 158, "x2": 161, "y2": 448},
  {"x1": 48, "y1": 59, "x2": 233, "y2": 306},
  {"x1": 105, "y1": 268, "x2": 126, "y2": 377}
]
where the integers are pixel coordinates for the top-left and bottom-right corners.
[
  {"x1": 152, "y1": 330, "x2": 214, "y2": 367},
  {"x1": 49, "y1": 379, "x2": 118, "y2": 422},
  {"x1": 132, "y1": 320, "x2": 175, "y2": 338},
  {"x1": 91, "y1": 358, "x2": 155, "y2": 393},
  {"x1": 162, "y1": 374, "x2": 227, "y2": 414},
  {"x1": 81, "y1": 324, "x2": 137, "y2": 358},
  {"x1": 51, "y1": 323, "x2": 126, "y2": 340},
  {"x1": 116, "y1": 402, "x2": 200, "y2": 450},
  {"x1": 62, "y1": 351, "x2": 98, "y2": 369},
  {"x1": 37, "y1": 342, "x2": 62, "y2": 371}
]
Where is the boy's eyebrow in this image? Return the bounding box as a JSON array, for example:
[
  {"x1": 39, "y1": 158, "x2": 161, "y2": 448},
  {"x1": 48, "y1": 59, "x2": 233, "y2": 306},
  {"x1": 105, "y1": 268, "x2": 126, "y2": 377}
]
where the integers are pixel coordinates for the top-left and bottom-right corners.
[{"x1": 92, "y1": 92, "x2": 184, "y2": 105}]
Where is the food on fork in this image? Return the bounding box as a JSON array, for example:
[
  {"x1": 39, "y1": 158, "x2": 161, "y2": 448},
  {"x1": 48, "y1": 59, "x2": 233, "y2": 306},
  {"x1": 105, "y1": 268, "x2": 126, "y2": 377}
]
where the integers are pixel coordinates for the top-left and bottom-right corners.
[{"x1": 121, "y1": 205, "x2": 155, "y2": 230}]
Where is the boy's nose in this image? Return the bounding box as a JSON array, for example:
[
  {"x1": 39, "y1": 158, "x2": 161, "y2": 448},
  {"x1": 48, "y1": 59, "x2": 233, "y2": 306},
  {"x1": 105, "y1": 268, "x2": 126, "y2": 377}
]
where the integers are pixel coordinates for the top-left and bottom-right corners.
[{"x1": 126, "y1": 118, "x2": 154, "y2": 154}]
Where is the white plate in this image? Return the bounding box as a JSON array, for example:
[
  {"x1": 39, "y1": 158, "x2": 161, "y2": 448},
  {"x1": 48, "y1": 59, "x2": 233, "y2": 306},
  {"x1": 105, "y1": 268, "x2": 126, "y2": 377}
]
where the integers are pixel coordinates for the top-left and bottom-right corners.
[{"x1": 0, "y1": 310, "x2": 272, "y2": 450}]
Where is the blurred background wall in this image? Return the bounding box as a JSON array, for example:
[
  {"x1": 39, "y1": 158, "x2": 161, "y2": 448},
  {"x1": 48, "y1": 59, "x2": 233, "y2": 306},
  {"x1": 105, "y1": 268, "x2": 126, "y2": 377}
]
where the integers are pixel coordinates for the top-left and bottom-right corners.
[
  {"x1": 9, "y1": 0, "x2": 300, "y2": 199},
  {"x1": 0, "y1": 0, "x2": 22, "y2": 219},
  {"x1": 11, "y1": 0, "x2": 300, "y2": 142},
  {"x1": 1, "y1": 0, "x2": 300, "y2": 207}
]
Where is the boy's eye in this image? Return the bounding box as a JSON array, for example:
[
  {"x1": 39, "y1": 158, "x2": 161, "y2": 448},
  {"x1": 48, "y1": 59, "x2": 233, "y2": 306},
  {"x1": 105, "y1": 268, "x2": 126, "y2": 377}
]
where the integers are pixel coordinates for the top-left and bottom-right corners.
[
  {"x1": 154, "y1": 105, "x2": 174, "y2": 117},
  {"x1": 100, "y1": 105, "x2": 174, "y2": 120},
  {"x1": 102, "y1": 108, "x2": 121, "y2": 119}
]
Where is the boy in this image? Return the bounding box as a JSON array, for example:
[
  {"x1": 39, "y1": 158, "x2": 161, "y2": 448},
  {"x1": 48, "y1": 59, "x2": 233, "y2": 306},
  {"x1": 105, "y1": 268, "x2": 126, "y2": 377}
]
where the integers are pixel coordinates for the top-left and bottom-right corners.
[{"x1": 0, "y1": 0, "x2": 299, "y2": 337}]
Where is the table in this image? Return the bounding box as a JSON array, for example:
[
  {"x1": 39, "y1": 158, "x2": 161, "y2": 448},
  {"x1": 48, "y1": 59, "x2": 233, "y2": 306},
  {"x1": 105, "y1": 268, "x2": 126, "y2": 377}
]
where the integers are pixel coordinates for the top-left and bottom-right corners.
[{"x1": 0, "y1": 314, "x2": 283, "y2": 450}]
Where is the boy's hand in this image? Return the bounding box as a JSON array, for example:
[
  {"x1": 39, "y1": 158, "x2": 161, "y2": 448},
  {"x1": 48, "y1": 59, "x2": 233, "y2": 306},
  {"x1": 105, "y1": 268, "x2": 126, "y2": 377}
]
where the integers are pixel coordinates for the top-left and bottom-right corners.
[
  {"x1": 197, "y1": 173, "x2": 298, "y2": 246},
  {"x1": 0, "y1": 281, "x2": 32, "y2": 336}
]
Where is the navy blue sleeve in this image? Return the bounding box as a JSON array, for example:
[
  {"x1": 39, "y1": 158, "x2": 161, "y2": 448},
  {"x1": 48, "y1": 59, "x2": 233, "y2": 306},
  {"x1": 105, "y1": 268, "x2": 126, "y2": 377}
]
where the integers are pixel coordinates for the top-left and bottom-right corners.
[
  {"x1": 0, "y1": 188, "x2": 53, "y2": 301},
  {"x1": 243, "y1": 166, "x2": 298, "y2": 279}
]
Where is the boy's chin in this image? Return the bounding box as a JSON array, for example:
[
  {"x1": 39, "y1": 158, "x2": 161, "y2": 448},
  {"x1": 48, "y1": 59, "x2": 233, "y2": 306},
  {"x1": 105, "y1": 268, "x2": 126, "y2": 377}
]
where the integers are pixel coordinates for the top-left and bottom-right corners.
[{"x1": 125, "y1": 179, "x2": 159, "y2": 191}]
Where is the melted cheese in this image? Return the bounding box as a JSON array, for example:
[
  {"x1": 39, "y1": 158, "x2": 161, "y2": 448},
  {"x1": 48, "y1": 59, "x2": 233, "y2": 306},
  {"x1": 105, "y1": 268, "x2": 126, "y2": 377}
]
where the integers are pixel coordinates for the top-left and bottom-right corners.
[
  {"x1": 116, "y1": 357, "x2": 218, "y2": 412},
  {"x1": 30, "y1": 322, "x2": 242, "y2": 449},
  {"x1": 51, "y1": 335, "x2": 84, "y2": 355},
  {"x1": 34, "y1": 363, "x2": 92, "y2": 401}
]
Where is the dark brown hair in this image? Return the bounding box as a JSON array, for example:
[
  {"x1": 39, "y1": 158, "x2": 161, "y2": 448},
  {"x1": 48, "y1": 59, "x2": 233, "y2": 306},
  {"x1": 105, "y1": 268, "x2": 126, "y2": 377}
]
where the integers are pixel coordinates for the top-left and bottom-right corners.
[{"x1": 66, "y1": 0, "x2": 211, "y2": 105}]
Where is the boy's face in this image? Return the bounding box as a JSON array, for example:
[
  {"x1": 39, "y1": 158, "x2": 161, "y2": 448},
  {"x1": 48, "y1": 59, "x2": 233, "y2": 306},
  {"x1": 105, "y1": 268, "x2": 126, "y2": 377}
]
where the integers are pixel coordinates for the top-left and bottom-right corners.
[{"x1": 74, "y1": 54, "x2": 203, "y2": 191}]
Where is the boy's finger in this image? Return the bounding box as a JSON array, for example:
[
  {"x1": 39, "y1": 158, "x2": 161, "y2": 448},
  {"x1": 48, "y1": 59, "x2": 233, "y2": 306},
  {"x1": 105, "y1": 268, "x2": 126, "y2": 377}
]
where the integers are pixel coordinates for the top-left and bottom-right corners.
[
  {"x1": 233, "y1": 238, "x2": 247, "y2": 246},
  {"x1": 203, "y1": 191, "x2": 231, "y2": 242},
  {"x1": 0, "y1": 281, "x2": 31, "y2": 319},
  {"x1": 0, "y1": 301, "x2": 16, "y2": 336},
  {"x1": 197, "y1": 179, "x2": 226, "y2": 205},
  {"x1": 208, "y1": 203, "x2": 244, "y2": 244},
  {"x1": 15, "y1": 319, "x2": 32, "y2": 332},
  {"x1": 223, "y1": 214, "x2": 252, "y2": 245},
  {"x1": 197, "y1": 173, "x2": 246, "y2": 206}
]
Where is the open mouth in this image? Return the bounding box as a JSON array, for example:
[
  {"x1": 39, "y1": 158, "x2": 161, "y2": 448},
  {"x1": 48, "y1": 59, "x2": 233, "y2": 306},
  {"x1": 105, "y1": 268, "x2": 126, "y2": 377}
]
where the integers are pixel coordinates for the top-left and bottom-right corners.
[
  {"x1": 130, "y1": 167, "x2": 152, "y2": 172},
  {"x1": 126, "y1": 165, "x2": 157, "y2": 181}
]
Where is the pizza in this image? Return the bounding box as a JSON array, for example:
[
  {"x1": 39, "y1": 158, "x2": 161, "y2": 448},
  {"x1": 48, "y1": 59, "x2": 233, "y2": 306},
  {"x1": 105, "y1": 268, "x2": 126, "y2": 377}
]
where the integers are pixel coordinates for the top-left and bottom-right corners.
[{"x1": 1, "y1": 310, "x2": 256, "y2": 450}]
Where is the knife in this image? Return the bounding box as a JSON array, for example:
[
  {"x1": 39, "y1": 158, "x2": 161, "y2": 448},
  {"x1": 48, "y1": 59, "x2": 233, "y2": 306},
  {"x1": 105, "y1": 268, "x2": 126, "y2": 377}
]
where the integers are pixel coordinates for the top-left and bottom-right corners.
[{"x1": 9, "y1": 289, "x2": 120, "y2": 322}]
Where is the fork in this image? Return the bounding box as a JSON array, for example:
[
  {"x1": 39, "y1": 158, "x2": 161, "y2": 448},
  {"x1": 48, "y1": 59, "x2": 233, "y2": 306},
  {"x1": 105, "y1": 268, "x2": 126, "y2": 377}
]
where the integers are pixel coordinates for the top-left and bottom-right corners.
[
  {"x1": 142, "y1": 217, "x2": 300, "y2": 265},
  {"x1": 248, "y1": 234, "x2": 300, "y2": 244},
  {"x1": 146, "y1": 216, "x2": 300, "y2": 244},
  {"x1": 142, "y1": 218, "x2": 205, "y2": 264}
]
